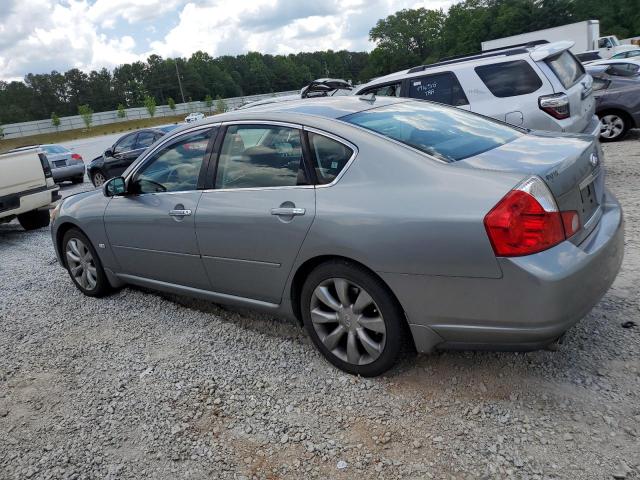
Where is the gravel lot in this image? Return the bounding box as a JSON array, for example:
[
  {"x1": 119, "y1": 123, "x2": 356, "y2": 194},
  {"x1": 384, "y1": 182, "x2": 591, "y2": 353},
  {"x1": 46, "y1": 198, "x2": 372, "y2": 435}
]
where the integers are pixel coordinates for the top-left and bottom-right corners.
[{"x1": 1, "y1": 132, "x2": 639, "y2": 480}]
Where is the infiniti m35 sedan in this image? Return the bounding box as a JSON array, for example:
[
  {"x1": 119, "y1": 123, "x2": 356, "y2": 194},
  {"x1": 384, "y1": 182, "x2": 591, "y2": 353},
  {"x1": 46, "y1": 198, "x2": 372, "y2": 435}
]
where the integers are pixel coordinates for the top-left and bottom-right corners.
[{"x1": 50, "y1": 96, "x2": 624, "y2": 376}]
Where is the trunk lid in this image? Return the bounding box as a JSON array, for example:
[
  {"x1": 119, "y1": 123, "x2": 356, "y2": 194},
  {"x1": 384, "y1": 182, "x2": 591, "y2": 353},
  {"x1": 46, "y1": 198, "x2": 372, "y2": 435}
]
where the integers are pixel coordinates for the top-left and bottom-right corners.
[{"x1": 456, "y1": 131, "x2": 604, "y2": 244}]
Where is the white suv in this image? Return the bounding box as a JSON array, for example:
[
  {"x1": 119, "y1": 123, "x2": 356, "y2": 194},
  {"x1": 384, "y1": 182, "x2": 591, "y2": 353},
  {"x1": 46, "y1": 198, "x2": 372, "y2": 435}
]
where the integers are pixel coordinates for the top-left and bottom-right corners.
[
  {"x1": 0, "y1": 147, "x2": 59, "y2": 230},
  {"x1": 353, "y1": 41, "x2": 600, "y2": 136}
]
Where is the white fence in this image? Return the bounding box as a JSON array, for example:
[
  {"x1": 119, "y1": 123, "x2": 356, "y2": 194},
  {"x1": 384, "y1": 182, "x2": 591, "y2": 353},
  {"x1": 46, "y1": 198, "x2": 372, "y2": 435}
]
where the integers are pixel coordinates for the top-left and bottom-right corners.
[{"x1": 0, "y1": 91, "x2": 299, "y2": 139}]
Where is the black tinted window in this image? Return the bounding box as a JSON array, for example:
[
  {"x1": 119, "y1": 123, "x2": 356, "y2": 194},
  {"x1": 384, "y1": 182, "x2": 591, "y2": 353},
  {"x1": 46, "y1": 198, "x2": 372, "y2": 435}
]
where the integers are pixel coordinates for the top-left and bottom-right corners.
[
  {"x1": 360, "y1": 82, "x2": 401, "y2": 97},
  {"x1": 215, "y1": 125, "x2": 307, "y2": 189},
  {"x1": 545, "y1": 51, "x2": 585, "y2": 89},
  {"x1": 114, "y1": 134, "x2": 136, "y2": 154},
  {"x1": 132, "y1": 129, "x2": 213, "y2": 194},
  {"x1": 308, "y1": 133, "x2": 353, "y2": 185},
  {"x1": 341, "y1": 101, "x2": 521, "y2": 163},
  {"x1": 475, "y1": 60, "x2": 543, "y2": 97},
  {"x1": 606, "y1": 63, "x2": 640, "y2": 77},
  {"x1": 408, "y1": 72, "x2": 469, "y2": 106},
  {"x1": 136, "y1": 131, "x2": 156, "y2": 149}
]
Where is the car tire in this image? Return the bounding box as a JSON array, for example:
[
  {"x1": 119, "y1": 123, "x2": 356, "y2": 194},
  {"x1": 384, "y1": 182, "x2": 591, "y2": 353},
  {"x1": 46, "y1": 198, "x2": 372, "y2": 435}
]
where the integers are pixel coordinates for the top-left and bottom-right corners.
[
  {"x1": 62, "y1": 228, "x2": 111, "y2": 297},
  {"x1": 17, "y1": 209, "x2": 50, "y2": 230},
  {"x1": 92, "y1": 171, "x2": 106, "y2": 187},
  {"x1": 72, "y1": 175, "x2": 84, "y2": 184},
  {"x1": 301, "y1": 260, "x2": 407, "y2": 377},
  {"x1": 599, "y1": 111, "x2": 629, "y2": 142}
]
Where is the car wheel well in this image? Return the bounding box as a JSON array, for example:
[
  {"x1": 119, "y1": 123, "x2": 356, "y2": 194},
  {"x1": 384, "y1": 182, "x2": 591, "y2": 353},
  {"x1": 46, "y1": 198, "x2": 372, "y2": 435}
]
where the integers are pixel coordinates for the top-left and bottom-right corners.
[
  {"x1": 290, "y1": 255, "x2": 412, "y2": 340},
  {"x1": 598, "y1": 108, "x2": 635, "y2": 129},
  {"x1": 56, "y1": 223, "x2": 83, "y2": 267}
]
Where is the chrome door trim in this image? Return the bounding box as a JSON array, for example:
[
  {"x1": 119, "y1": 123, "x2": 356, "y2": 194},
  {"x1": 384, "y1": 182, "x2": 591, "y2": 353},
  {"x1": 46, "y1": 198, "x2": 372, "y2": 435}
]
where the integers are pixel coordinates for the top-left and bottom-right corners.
[{"x1": 201, "y1": 185, "x2": 314, "y2": 193}]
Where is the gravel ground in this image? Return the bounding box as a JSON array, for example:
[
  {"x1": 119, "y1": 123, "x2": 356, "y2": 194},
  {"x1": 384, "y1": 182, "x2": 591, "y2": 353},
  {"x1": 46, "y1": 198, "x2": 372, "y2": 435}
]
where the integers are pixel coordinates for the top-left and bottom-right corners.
[{"x1": 1, "y1": 132, "x2": 639, "y2": 480}]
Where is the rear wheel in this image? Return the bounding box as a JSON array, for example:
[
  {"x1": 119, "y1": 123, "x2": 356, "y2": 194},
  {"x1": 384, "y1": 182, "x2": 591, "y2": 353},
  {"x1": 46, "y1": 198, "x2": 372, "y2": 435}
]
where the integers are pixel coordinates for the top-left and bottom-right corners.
[
  {"x1": 92, "y1": 171, "x2": 106, "y2": 187},
  {"x1": 599, "y1": 112, "x2": 629, "y2": 142},
  {"x1": 301, "y1": 260, "x2": 407, "y2": 377},
  {"x1": 17, "y1": 209, "x2": 50, "y2": 230},
  {"x1": 62, "y1": 228, "x2": 111, "y2": 297}
]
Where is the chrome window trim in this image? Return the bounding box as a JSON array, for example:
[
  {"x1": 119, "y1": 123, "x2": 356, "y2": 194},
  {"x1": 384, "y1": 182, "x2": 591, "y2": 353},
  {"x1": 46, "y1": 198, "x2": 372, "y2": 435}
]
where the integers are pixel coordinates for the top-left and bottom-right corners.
[
  {"x1": 221, "y1": 120, "x2": 303, "y2": 129},
  {"x1": 201, "y1": 185, "x2": 314, "y2": 193},
  {"x1": 125, "y1": 123, "x2": 221, "y2": 183},
  {"x1": 303, "y1": 126, "x2": 359, "y2": 188}
]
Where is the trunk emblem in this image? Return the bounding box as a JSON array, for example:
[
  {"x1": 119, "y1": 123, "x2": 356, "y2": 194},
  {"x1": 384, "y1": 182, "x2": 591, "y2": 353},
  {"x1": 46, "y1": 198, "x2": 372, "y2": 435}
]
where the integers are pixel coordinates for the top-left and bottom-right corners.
[{"x1": 590, "y1": 152, "x2": 599, "y2": 167}]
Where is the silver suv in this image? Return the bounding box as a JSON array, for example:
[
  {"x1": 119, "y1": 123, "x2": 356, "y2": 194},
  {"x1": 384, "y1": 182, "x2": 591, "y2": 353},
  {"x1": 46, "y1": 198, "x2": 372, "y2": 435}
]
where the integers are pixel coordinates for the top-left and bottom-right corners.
[{"x1": 353, "y1": 41, "x2": 600, "y2": 136}]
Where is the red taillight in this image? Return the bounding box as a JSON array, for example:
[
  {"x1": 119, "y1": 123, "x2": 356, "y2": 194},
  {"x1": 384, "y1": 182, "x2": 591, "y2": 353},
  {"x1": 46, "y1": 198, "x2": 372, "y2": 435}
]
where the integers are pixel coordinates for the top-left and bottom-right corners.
[
  {"x1": 71, "y1": 153, "x2": 83, "y2": 161},
  {"x1": 484, "y1": 177, "x2": 580, "y2": 257},
  {"x1": 539, "y1": 93, "x2": 570, "y2": 120}
]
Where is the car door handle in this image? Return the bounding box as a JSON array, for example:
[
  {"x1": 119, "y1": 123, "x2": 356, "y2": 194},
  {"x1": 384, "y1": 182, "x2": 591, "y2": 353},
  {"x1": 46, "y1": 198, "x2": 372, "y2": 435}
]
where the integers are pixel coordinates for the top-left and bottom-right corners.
[
  {"x1": 169, "y1": 209, "x2": 192, "y2": 217},
  {"x1": 270, "y1": 207, "x2": 305, "y2": 216}
]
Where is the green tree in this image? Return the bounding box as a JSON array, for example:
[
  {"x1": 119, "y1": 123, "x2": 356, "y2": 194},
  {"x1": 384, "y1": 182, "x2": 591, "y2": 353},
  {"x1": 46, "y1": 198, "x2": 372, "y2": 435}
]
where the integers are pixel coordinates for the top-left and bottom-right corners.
[
  {"x1": 117, "y1": 103, "x2": 126, "y2": 119},
  {"x1": 144, "y1": 95, "x2": 156, "y2": 117},
  {"x1": 51, "y1": 112, "x2": 60, "y2": 131},
  {"x1": 78, "y1": 104, "x2": 93, "y2": 129},
  {"x1": 204, "y1": 94, "x2": 213, "y2": 114},
  {"x1": 215, "y1": 95, "x2": 227, "y2": 114},
  {"x1": 168, "y1": 97, "x2": 176, "y2": 111}
]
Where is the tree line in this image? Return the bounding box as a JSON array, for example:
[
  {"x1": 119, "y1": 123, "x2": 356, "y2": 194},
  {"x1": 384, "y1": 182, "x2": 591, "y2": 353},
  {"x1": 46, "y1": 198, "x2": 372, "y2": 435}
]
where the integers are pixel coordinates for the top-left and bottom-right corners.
[{"x1": 1, "y1": 0, "x2": 638, "y2": 125}]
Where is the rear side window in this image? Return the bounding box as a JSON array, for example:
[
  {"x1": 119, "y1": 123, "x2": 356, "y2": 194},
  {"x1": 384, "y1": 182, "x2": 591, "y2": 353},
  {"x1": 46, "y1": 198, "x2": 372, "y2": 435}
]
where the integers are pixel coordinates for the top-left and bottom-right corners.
[
  {"x1": 408, "y1": 72, "x2": 469, "y2": 106},
  {"x1": 135, "y1": 131, "x2": 156, "y2": 149},
  {"x1": 360, "y1": 82, "x2": 401, "y2": 97},
  {"x1": 308, "y1": 132, "x2": 353, "y2": 185},
  {"x1": 475, "y1": 60, "x2": 543, "y2": 97},
  {"x1": 545, "y1": 51, "x2": 585, "y2": 89}
]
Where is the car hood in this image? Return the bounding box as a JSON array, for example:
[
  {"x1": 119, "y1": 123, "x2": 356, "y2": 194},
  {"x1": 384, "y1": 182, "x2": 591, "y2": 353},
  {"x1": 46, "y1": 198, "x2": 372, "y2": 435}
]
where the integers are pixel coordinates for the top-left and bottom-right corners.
[{"x1": 454, "y1": 131, "x2": 599, "y2": 197}]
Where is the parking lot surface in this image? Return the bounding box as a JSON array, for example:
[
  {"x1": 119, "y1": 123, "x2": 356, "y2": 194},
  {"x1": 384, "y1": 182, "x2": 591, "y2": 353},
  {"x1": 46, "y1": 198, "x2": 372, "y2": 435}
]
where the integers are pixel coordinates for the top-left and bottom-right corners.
[{"x1": 0, "y1": 132, "x2": 639, "y2": 479}]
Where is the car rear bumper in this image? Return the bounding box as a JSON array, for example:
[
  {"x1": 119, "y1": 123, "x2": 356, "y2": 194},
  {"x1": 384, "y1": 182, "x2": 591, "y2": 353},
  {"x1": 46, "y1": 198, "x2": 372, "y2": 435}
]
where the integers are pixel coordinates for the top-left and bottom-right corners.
[
  {"x1": 582, "y1": 114, "x2": 601, "y2": 137},
  {"x1": 52, "y1": 164, "x2": 85, "y2": 181},
  {"x1": 0, "y1": 184, "x2": 60, "y2": 220},
  {"x1": 381, "y1": 188, "x2": 624, "y2": 352}
]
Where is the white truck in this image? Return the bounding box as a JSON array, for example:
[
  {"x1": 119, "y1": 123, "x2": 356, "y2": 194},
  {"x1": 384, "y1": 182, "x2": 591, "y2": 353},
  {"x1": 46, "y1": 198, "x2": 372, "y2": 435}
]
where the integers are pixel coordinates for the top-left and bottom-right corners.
[
  {"x1": 0, "y1": 147, "x2": 60, "y2": 230},
  {"x1": 481, "y1": 20, "x2": 636, "y2": 59}
]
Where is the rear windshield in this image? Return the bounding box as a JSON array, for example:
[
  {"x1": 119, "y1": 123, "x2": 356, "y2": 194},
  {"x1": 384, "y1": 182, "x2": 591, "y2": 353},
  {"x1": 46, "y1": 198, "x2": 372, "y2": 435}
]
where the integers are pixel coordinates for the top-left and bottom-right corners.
[
  {"x1": 546, "y1": 50, "x2": 585, "y2": 89},
  {"x1": 42, "y1": 145, "x2": 68, "y2": 154},
  {"x1": 341, "y1": 101, "x2": 521, "y2": 162}
]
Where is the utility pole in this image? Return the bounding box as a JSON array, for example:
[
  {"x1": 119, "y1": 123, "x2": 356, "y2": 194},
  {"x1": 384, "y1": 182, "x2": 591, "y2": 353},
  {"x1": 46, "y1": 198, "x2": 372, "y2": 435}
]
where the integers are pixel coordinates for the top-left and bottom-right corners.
[{"x1": 175, "y1": 60, "x2": 186, "y2": 104}]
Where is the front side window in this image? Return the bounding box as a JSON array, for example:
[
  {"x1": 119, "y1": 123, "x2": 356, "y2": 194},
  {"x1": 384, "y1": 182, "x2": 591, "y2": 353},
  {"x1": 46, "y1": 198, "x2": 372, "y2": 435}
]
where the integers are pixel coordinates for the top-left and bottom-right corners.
[
  {"x1": 606, "y1": 63, "x2": 640, "y2": 77},
  {"x1": 475, "y1": 60, "x2": 543, "y2": 97},
  {"x1": 308, "y1": 132, "x2": 353, "y2": 185},
  {"x1": 408, "y1": 72, "x2": 469, "y2": 106},
  {"x1": 113, "y1": 134, "x2": 136, "y2": 154},
  {"x1": 545, "y1": 51, "x2": 585, "y2": 89},
  {"x1": 135, "y1": 131, "x2": 156, "y2": 149},
  {"x1": 131, "y1": 129, "x2": 213, "y2": 194},
  {"x1": 360, "y1": 82, "x2": 402, "y2": 97},
  {"x1": 215, "y1": 125, "x2": 307, "y2": 189},
  {"x1": 341, "y1": 101, "x2": 521, "y2": 163}
]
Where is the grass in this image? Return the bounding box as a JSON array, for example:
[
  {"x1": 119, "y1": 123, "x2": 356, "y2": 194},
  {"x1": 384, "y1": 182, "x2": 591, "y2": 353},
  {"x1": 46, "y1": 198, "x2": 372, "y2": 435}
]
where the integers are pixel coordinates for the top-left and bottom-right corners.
[{"x1": 0, "y1": 114, "x2": 188, "y2": 153}]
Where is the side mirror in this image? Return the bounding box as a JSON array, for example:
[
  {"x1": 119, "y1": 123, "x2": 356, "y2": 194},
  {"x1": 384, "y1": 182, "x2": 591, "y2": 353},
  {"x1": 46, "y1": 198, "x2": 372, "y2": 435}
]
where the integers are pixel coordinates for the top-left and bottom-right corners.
[
  {"x1": 104, "y1": 149, "x2": 114, "y2": 157},
  {"x1": 103, "y1": 177, "x2": 126, "y2": 197}
]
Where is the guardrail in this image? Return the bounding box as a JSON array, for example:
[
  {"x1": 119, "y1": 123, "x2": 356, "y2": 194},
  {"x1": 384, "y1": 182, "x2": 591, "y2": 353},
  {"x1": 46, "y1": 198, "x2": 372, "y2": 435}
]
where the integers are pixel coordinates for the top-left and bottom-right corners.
[{"x1": 0, "y1": 91, "x2": 299, "y2": 139}]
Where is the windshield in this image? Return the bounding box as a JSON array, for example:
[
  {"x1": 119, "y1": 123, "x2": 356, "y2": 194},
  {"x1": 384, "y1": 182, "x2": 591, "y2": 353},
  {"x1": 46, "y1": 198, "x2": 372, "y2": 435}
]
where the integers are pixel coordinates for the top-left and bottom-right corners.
[{"x1": 340, "y1": 101, "x2": 521, "y2": 162}]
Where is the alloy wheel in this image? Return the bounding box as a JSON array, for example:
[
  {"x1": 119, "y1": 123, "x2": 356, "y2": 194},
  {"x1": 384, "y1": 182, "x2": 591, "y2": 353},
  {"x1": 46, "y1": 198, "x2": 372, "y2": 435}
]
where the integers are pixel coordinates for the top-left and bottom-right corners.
[
  {"x1": 93, "y1": 172, "x2": 106, "y2": 187},
  {"x1": 600, "y1": 114, "x2": 625, "y2": 140},
  {"x1": 66, "y1": 238, "x2": 98, "y2": 291},
  {"x1": 310, "y1": 278, "x2": 386, "y2": 365}
]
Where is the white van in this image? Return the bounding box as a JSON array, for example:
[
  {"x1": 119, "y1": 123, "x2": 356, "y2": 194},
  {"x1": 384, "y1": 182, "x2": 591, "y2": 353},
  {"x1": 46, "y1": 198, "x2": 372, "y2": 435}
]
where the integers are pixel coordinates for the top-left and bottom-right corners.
[{"x1": 0, "y1": 147, "x2": 60, "y2": 230}]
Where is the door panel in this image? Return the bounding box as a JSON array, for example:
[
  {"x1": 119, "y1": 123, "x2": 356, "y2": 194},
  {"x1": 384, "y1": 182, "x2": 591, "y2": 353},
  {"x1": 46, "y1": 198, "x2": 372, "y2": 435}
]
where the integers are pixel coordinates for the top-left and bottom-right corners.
[
  {"x1": 105, "y1": 192, "x2": 210, "y2": 289},
  {"x1": 196, "y1": 188, "x2": 315, "y2": 303}
]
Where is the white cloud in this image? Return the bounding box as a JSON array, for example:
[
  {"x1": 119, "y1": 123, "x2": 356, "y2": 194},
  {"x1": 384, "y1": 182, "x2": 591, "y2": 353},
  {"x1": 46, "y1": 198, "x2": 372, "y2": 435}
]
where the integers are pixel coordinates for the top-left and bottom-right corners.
[{"x1": 0, "y1": 0, "x2": 457, "y2": 81}]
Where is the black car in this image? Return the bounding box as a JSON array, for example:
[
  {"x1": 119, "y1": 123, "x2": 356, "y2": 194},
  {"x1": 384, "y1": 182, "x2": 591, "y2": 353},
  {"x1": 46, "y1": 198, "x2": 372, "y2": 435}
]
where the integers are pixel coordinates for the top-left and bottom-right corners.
[{"x1": 88, "y1": 125, "x2": 178, "y2": 186}]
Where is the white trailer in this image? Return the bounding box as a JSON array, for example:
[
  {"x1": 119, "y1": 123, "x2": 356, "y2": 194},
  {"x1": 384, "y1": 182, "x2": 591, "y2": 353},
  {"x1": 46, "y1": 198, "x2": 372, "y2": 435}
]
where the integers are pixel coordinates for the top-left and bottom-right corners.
[{"x1": 481, "y1": 20, "x2": 636, "y2": 59}]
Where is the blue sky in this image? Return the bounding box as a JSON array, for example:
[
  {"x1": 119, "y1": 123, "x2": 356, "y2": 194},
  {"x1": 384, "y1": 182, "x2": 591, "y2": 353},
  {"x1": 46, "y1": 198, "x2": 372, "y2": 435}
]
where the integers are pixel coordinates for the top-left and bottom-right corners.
[{"x1": 0, "y1": 0, "x2": 456, "y2": 81}]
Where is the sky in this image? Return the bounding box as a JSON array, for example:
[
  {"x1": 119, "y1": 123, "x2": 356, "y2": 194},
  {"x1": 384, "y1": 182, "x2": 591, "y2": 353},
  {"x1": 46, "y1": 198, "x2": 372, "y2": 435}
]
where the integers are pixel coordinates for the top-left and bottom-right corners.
[{"x1": 0, "y1": 0, "x2": 456, "y2": 82}]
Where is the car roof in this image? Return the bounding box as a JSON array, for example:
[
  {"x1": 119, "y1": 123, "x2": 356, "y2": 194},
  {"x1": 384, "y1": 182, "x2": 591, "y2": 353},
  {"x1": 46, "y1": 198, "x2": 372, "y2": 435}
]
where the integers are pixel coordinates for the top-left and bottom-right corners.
[{"x1": 588, "y1": 58, "x2": 640, "y2": 67}]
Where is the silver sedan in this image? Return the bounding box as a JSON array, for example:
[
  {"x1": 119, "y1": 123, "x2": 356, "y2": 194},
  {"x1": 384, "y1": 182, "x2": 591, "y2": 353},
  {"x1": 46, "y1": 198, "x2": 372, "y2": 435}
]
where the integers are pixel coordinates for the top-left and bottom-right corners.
[{"x1": 50, "y1": 97, "x2": 624, "y2": 376}]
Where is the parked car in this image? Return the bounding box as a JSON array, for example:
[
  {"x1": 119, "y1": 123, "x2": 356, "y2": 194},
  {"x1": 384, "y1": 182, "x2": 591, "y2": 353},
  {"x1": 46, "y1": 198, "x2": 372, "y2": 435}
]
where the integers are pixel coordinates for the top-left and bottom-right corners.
[
  {"x1": 352, "y1": 41, "x2": 600, "y2": 136},
  {"x1": 588, "y1": 66, "x2": 640, "y2": 141},
  {"x1": 586, "y1": 59, "x2": 640, "y2": 77},
  {"x1": 1, "y1": 146, "x2": 59, "y2": 230},
  {"x1": 8, "y1": 144, "x2": 85, "y2": 184},
  {"x1": 88, "y1": 126, "x2": 178, "y2": 186},
  {"x1": 185, "y1": 112, "x2": 205, "y2": 123},
  {"x1": 610, "y1": 50, "x2": 640, "y2": 60},
  {"x1": 50, "y1": 96, "x2": 623, "y2": 377}
]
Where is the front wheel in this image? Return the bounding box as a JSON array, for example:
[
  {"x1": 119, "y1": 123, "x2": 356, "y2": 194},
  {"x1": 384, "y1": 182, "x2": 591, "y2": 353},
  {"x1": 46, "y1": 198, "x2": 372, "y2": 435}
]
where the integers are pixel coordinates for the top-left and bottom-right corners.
[
  {"x1": 17, "y1": 209, "x2": 50, "y2": 230},
  {"x1": 301, "y1": 260, "x2": 407, "y2": 377},
  {"x1": 599, "y1": 112, "x2": 628, "y2": 142},
  {"x1": 92, "y1": 171, "x2": 106, "y2": 187},
  {"x1": 62, "y1": 228, "x2": 111, "y2": 297}
]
